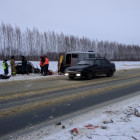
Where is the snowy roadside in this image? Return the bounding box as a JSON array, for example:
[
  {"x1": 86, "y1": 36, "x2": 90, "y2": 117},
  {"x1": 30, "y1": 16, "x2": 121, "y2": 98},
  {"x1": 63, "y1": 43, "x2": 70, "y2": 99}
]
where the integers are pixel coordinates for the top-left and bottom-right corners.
[
  {"x1": 0, "y1": 61, "x2": 59, "y2": 82},
  {"x1": 42, "y1": 93, "x2": 140, "y2": 140},
  {"x1": 0, "y1": 61, "x2": 140, "y2": 82},
  {"x1": 16, "y1": 92, "x2": 140, "y2": 140}
]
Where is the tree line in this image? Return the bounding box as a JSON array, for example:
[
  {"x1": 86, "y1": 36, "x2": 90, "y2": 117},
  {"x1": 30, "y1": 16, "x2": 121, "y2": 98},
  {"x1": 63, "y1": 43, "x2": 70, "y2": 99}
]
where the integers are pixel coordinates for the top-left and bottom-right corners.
[{"x1": 0, "y1": 22, "x2": 140, "y2": 61}]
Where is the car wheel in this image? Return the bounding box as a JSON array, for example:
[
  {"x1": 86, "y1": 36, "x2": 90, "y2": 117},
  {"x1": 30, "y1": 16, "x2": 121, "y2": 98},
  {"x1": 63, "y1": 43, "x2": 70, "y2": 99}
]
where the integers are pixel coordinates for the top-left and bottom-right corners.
[
  {"x1": 107, "y1": 70, "x2": 113, "y2": 77},
  {"x1": 69, "y1": 76, "x2": 75, "y2": 80}
]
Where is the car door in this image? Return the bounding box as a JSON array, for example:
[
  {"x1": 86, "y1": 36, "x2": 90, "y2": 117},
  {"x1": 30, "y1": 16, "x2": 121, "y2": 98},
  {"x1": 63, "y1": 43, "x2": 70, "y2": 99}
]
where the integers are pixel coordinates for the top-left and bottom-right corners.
[
  {"x1": 100, "y1": 59, "x2": 111, "y2": 73},
  {"x1": 94, "y1": 59, "x2": 102, "y2": 74}
]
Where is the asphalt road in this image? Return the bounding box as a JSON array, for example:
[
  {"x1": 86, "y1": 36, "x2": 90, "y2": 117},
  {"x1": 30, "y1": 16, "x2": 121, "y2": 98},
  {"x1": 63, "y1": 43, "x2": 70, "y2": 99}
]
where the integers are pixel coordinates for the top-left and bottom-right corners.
[{"x1": 0, "y1": 68, "x2": 140, "y2": 139}]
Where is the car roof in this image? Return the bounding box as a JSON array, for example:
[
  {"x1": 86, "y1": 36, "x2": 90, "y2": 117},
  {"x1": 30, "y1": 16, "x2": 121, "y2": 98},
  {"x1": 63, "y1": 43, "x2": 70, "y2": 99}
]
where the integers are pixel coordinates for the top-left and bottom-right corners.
[
  {"x1": 84, "y1": 58, "x2": 106, "y2": 60},
  {"x1": 66, "y1": 51, "x2": 95, "y2": 54}
]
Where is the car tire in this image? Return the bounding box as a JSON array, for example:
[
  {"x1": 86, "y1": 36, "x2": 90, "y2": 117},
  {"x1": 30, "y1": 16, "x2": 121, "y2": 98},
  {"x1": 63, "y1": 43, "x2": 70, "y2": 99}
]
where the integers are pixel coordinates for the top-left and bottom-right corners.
[{"x1": 107, "y1": 70, "x2": 113, "y2": 77}]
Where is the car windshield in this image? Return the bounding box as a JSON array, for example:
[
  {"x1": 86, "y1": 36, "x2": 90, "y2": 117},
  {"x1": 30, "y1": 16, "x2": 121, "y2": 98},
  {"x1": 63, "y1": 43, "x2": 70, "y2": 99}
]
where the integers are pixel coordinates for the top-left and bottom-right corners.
[{"x1": 78, "y1": 60, "x2": 94, "y2": 65}]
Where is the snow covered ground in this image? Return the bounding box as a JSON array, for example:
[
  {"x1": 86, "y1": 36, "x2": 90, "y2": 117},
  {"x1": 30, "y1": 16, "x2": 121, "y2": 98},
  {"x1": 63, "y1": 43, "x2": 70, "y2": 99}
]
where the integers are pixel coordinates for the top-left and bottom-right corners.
[
  {"x1": 1, "y1": 61, "x2": 140, "y2": 140},
  {"x1": 16, "y1": 93, "x2": 140, "y2": 140}
]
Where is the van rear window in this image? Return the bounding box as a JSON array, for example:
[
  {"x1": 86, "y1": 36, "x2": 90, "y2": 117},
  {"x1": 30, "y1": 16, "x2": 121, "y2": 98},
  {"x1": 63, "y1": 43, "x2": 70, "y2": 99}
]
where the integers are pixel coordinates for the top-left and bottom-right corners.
[{"x1": 72, "y1": 54, "x2": 78, "y2": 58}]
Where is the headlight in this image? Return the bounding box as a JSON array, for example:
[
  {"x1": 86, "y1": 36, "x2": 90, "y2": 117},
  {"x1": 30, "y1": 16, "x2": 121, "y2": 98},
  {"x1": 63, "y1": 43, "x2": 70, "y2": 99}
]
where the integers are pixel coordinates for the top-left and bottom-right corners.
[
  {"x1": 76, "y1": 73, "x2": 81, "y2": 77},
  {"x1": 65, "y1": 73, "x2": 69, "y2": 76}
]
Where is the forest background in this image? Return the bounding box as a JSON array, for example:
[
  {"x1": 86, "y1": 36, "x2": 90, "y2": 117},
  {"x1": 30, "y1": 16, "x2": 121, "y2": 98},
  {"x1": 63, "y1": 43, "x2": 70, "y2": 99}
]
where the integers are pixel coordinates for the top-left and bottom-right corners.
[{"x1": 0, "y1": 23, "x2": 140, "y2": 61}]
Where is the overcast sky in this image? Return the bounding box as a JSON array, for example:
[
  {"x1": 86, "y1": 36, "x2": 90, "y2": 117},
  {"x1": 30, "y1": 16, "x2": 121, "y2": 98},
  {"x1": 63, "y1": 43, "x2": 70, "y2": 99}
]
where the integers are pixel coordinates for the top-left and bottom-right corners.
[{"x1": 0, "y1": 0, "x2": 140, "y2": 45}]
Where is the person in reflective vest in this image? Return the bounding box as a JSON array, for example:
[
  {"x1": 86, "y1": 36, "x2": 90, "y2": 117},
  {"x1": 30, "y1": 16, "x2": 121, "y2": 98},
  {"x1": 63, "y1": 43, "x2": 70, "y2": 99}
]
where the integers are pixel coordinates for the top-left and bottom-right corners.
[
  {"x1": 58, "y1": 55, "x2": 65, "y2": 74},
  {"x1": 3, "y1": 59, "x2": 9, "y2": 75},
  {"x1": 10, "y1": 56, "x2": 16, "y2": 76},
  {"x1": 43, "y1": 56, "x2": 49, "y2": 76}
]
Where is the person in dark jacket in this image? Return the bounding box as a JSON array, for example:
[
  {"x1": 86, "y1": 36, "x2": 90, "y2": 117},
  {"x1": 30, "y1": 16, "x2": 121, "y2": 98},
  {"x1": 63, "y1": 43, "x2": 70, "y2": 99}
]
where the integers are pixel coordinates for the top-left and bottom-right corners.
[
  {"x1": 3, "y1": 59, "x2": 9, "y2": 75},
  {"x1": 40, "y1": 56, "x2": 45, "y2": 75},
  {"x1": 10, "y1": 56, "x2": 16, "y2": 76},
  {"x1": 21, "y1": 56, "x2": 28, "y2": 74}
]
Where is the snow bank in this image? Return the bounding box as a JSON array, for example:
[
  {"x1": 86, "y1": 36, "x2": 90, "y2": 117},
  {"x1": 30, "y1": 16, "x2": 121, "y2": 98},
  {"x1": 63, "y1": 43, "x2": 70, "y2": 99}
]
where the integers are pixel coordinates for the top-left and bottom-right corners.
[{"x1": 113, "y1": 61, "x2": 140, "y2": 70}]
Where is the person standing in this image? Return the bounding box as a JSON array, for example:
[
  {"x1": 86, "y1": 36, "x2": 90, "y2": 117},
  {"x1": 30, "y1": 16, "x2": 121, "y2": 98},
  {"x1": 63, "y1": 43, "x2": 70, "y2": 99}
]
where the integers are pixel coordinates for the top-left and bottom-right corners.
[
  {"x1": 21, "y1": 56, "x2": 28, "y2": 74},
  {"x1": 40, "y1": 56, "x2": 45, "y2": 75},
  {"x1": 10, "y1": 56, "x2": 16, "y2": 76},
  {"x1": 43, "y1": 55, "x2": 49, "y2": 76},
  {"x1": 3, "y1": 59, "x2": 9, "y2": 75},
  {"x1": 58, "y1": 55, "x2": 65, "y2": 74}
]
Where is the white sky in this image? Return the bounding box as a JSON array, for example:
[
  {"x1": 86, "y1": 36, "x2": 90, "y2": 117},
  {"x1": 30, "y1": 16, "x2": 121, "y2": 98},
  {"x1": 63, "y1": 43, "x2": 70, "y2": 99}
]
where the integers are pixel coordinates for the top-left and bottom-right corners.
[{"x1": 0, "y1": 0, "x2": 140, "y2": 45}]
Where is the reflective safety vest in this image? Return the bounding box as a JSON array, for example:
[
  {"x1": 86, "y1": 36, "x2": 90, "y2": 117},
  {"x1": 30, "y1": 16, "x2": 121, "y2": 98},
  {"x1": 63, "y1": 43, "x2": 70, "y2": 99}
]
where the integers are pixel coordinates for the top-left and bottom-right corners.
[
  {"x1": 44, "y1": 57, "x2": 49, "y2": 65},
  {"x1": 58, "y1": 55, "x2": 64, "y2": 71},
  {"x1": 40, "y1": 57, "x2": 49, "y2": 66},
  {"x1": 3, "y1": 62, "x2": 6, "y2": 69}
]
